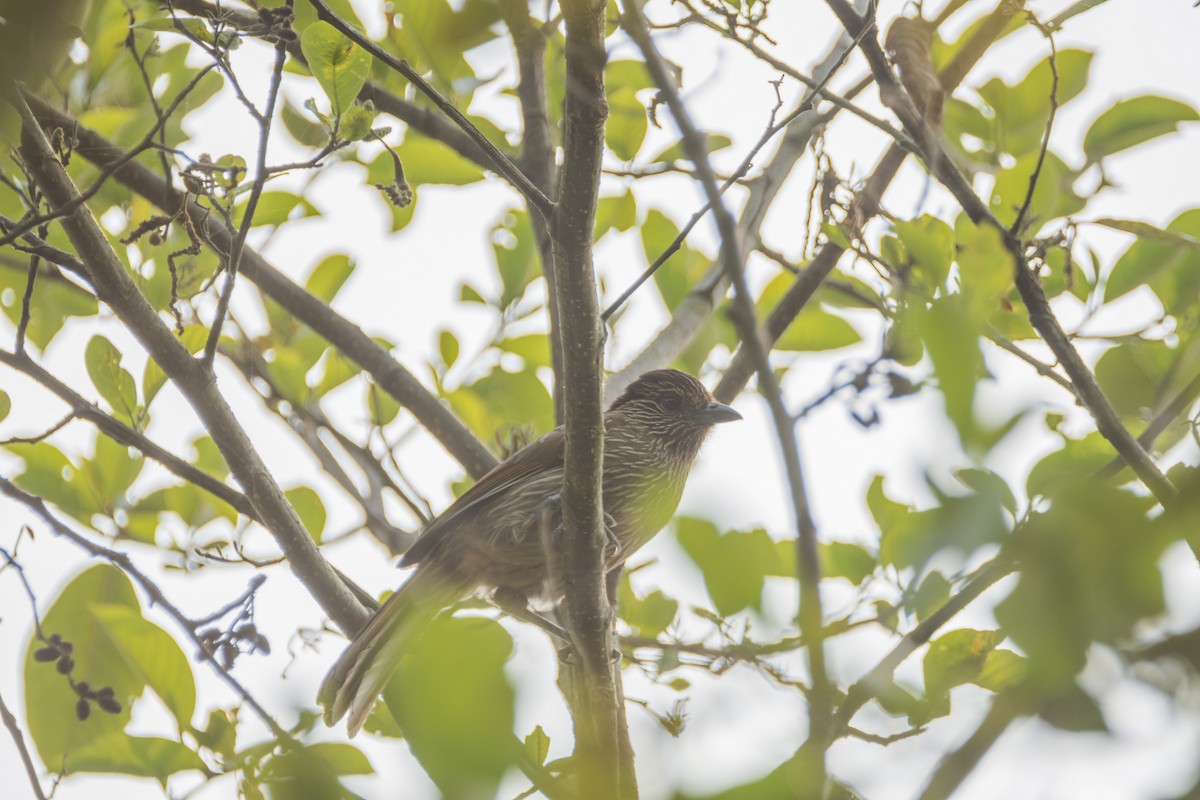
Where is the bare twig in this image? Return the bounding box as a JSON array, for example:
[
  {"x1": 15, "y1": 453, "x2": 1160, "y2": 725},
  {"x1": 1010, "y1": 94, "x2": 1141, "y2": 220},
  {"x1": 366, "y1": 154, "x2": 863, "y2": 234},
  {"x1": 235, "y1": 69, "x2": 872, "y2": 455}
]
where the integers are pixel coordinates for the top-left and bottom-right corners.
[
  {"x1": 623, "y1": 1, "x2": 835, "y2": 769},
  {"x1": 1011, "y1": 14, "x2": 1058, "y2": 236},
  {"x1": 0, "y1": 478, "x2": 293, "y2": 741},
  {"x1": 15, "y1": 89, "x2": 368, "y2": 634},
  {"x1": 304, "y1": 0, "x2": 556, "y2": 220},
  {"x1": 23, "y1": 93, "x2": 498, "y2": 480},
  {"x1": 202, "y1": 29, "x2": 288, "y2": 366},
  {"x1": 0, "y1": 690, "x2": 47, "y2": 800},
  {"x1": 823, "y1": 0, "x2": 1177, "y2": 506}
]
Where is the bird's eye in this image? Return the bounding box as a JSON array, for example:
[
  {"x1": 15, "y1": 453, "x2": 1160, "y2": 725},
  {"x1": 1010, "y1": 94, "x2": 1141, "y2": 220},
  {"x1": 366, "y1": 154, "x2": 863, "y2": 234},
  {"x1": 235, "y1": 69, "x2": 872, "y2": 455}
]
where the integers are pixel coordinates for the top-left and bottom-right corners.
[{"x1": 661, "y1": 395, "x2": 682, "y2": 413}]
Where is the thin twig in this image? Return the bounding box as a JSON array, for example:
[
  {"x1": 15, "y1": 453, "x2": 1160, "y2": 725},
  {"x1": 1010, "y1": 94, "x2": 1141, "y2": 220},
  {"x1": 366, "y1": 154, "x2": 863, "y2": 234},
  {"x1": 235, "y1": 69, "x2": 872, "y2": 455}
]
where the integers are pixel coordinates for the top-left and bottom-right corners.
[
  {"x1": 1010, "y1": 13, "x2": 1058, "y2": 236},
  {"x1": 202, "y1": 29, "x2": 289, "y2": 367},
  {"x1": 0, "y1": 479, "x2": 293, "y2": 741},
  {"x1": 304, "y1": 0, "x2": 556, "y2": 220},
  {"x1": 0, "y1": 690, "x2": 47, "y2": 800},
  {"x1": 623, "y1": 0, "x2": 836, "y2": 764}
]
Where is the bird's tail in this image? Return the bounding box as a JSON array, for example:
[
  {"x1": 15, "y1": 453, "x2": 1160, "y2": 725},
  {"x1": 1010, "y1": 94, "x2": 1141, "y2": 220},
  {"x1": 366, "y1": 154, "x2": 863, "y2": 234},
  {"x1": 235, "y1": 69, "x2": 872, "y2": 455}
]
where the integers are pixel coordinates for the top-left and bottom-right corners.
[{"x1": 318, "y1": 567, "x2": 465, "y2": 736}]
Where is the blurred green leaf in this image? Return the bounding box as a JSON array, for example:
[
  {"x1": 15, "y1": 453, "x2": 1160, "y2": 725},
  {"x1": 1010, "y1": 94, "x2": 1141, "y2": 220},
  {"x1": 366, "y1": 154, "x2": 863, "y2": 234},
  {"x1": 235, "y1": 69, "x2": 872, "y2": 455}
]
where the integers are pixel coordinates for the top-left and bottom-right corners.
[
  {"x1": 235, "y1": 191, "x2": 319, "y2": 228},
  {"x1": 595, "y1": 189, "x2": 638, "y2": 240},
  {"x1": 91, "y1": 604, "x2": 195, "y2": 729},
  {"x1": 438, "y1": 330, "x2": 459, "y2": 370},
  {"x1": 996, "y1": 479, "x2": 1166, "y2": 689},
  {"x1": 1104, "y1": 208, "x2": 1200, "y2": 312},
  {"x1": 650, "y1": 134, "x2": 732, "y2": 164},
  {"x1": 618, "y1": 575, "x2": 679, "y2": 638},
  {"x1": 894, "y1": 214, "x2": 954, "y2": 290},
  {"x1": 285, "y1": 486, "x2": 326, "y2": 542},
  {"x1": 676, "y1": 517, "x2": 782, "y2": 616},
  {"x1": 523, "y1": 726, "x2": 550, "y2": 767},
  {"x1": 923, "y1": 629, "x2": 1000, "y2": 716},
  {"x1": 305, "y1": 254, "x2": 356, "y2": 304},
  {"x1": 384, "y1": 615, "x2": 514, "y2": 796},
  {"x1": 1083, "y1": 95, "x2": 1199, "y2": 163},
  {"x1": 818, "y1": 541, "x2": 876, "y2": 586},
  {"x1": 606, "y1": 86, "x2": 648, "y2": 161},
  {"x1": 0, "y1": 389, "x2": 10, "y2": 422},
  {"x1": 641, "y1": 209, "x2": 711, "y2": 310},
  {"x1": 0, "y1": 263, "x2": 99, "y2": 351}
]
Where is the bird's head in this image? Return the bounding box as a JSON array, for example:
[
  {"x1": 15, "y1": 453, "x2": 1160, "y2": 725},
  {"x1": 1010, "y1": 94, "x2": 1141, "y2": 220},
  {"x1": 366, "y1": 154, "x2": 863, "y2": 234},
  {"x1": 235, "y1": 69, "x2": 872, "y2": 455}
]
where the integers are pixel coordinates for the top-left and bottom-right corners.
[{"x1": 609, "y1": 369, "x2": 742, "y2": 433}]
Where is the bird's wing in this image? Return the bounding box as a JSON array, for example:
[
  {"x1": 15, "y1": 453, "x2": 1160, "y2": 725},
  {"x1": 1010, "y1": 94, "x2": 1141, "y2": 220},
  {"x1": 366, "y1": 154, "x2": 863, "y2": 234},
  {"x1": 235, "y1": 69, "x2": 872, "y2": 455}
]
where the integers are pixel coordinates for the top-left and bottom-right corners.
[{"x1": 400, "y1": 426, "x2": 565, "y2": 567}]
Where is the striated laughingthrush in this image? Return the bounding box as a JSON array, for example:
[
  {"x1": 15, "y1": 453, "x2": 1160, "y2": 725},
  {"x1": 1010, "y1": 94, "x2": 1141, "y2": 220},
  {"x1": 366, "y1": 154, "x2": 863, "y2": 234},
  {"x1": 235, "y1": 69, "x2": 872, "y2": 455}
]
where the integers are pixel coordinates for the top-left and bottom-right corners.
[{"x1": 318, "y1": 369, "x2": 741, "y2": 734}]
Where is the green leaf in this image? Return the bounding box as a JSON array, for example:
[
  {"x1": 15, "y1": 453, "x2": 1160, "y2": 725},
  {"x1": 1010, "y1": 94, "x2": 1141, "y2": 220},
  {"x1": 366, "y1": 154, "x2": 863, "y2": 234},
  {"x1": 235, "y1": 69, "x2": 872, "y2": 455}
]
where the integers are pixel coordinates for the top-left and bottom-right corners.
[
  {"x1": 976, "y1": 648, "x2": 1030, "y2": 692},
  {"x1": 894, "y1": 214, "x2": 955, "y2": 289},
  {"x1": 594, "y1": 189, "x2": 637, "y2": 240},
  {"x1": 606, "y1": 86, "x2": 648, "y2": 161},
  {"x1": 818, "y1": 541, "x2": 876, "y2": 585},
  {"x1": 1103, "y1": 208, "x2": 1200, "y2": 311},
  {"x1": 0, "y1": 262, "x2": 99, "y2": 350},
  {"x1": 1092, "y1": 217, "x2": 1200, "y2": 252},
  {"x1": 340, "y1": 101, "x2": 376, "y2": 142},
  {"x1": 383, "y1": 615, "x2": 514, "y2": 796},
  {"x1": 446, "y1": 367, "x2": 553, "y2": 441},
  {"x1": 955, "y1": 467, "x2": 1017, "y2": 515},
  {"x1": 911, "y1": 296, "x2": 983, "y2": 444},
  {"x1": 85, "y1": 335, "x2": 139, "y2": 424},
  {"x1": 237, "y1": 191, "x2": 319, "y2": 228},
  {"x1": 489, "y1": 209, "x2": 538, "y2": 309},
  {"x1": 282, "y1": 98, "x2": 330, "y2": 147},
  {"x1": 497, "y1": 334, "x2": 552, "y2": 369},
  {"x1": 25, "y1": 566, "x2": 139, "y2": 765},
  {"x1": 0, "y1": 389, "x2": 10, "y2": 422},
  {"x1": 369, "y1": 135, "x2": 484, "y2": 187},
  {"x1": 523, "y1": 726, "x2": 550, "y2": 766},
  {"x1": 285, "y1": 486, "x2": 327, "y2": 542},
  {"x1": 1083, "y1": 95, "x2": 1199, "y2": 163},
  {"x1": 299, "y1": 21, "x2": 371, "y2": 118},
  {"x1": 640, "y1": 210, "x2": 711, "y2": 310},
  {"x1": 996, "y1": 479, "x2": 1166, "y2": 689},
  {"x1": 775, "y1": 304, "x2": 861, "y2": 352},
  {"x1": 756, "y1": 274, "x2": 860, "y2": 351},
  {"x1": 437, "y1": 330, "x2": 459, "y2": 370},
  {"x1": 618, "y1": 575, "x2": 680, "y2": 638},
  {"x1": 5, "y1": 442, "x2": 96, "y2": 519},
  {"x1": 650, "y1": 134, "x2": 733, "y2": 164},
  {"x1": 305, "y1": 254, "x2": 356, "y2": 303},
  {"x1": 989, "y1": 151, "x2": 1085, "y2": 232},
  {"x1": 676, "y1": 517, "x2": 782, "y2": 616},
  {"x1": 923, "y1": 629, "x2": 1000, "y2": 716},
  {"x1": 67, "y1": 733, "x2": 205, "y2": 778},
  {"x1": 91, "y1": 605, "x2": 196, "y2": 729}
]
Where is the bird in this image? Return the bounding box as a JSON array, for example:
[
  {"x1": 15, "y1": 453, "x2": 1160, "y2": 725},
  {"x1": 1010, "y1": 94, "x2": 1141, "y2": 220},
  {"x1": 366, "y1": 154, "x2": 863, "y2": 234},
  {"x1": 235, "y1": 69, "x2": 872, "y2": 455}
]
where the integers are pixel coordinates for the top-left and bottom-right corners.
[{"x1": 318, "y1": 369, "x2": 741, "y2": 735}]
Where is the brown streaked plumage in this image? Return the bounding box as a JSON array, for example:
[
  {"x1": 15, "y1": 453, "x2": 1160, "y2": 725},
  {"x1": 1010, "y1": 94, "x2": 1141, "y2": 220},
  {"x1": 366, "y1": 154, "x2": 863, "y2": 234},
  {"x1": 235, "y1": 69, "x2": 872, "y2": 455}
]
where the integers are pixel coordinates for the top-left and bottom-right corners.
[{"x1": 318, "y1": 369, "x2": 741, "y2": 734}]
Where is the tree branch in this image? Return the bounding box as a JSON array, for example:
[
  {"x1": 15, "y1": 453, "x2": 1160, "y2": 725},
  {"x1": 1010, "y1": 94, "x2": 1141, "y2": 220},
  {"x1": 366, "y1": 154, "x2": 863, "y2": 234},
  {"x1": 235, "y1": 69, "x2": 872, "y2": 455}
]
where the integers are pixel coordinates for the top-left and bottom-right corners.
[
  {"x1": 23, "y1": 92, "x2": 498, "y2": 481},
  {"x1": 623, "y1": 0, "x2": 835, "y2": 767},
  {"x1": 608, "y1": 2, "x2": 871, "y2": 401},
  {"x1": 0, "y1": 689, "x2": 47, "y2": 800},
  {"x1": 14, "y1": 90, "x2": 368, "y2": 635},
  {"x1": 304, "y1": 0, "x2": 556, "y2": 221},
  {"x1": 823, "y1": 0, "x2": 1176, "y2": 506},
  {"x1": 714, "y1": 0, "x2": 1028, "y2": 404}
]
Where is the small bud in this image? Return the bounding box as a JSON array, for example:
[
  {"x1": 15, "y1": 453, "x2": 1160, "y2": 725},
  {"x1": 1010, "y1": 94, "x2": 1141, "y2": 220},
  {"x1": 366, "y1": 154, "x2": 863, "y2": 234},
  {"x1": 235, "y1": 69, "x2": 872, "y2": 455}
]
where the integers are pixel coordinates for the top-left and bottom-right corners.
[
  {"x1": 97, "y1": 696, "x2": 122, "y2": 715},
  {"x1": 56, "y1": 657, "x2": 74, "y2": 675},
  {"x1": 33, "y1": 647, "x2": 59, "y2": 663},
  {"x1": 76, "y1": 699, "x2": 90, "y2": 721},
  {"x1": 74, "y1": 682, "x2": 91, "y2": 697}
]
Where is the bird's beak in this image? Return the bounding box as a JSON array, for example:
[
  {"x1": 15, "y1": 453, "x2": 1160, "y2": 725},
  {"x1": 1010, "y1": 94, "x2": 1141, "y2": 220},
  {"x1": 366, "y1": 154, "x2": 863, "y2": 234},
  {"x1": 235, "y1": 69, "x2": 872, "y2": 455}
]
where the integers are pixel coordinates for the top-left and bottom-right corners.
[{"x1": 693, "y1": 400, "x2": 742, "y2": 425}]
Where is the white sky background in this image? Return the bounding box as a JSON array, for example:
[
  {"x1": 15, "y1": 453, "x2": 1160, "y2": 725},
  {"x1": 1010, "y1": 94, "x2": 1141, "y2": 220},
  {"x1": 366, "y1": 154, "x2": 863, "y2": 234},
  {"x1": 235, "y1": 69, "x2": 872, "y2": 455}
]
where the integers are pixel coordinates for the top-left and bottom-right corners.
[{"x1": 3, "y1": 0, "x2": 1200, "y2": 798}]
